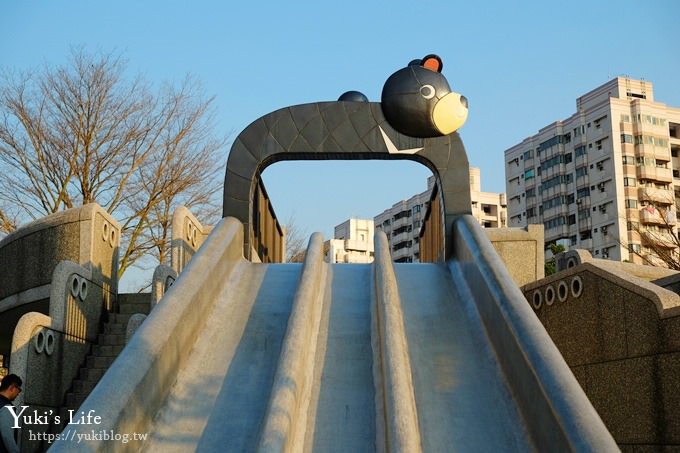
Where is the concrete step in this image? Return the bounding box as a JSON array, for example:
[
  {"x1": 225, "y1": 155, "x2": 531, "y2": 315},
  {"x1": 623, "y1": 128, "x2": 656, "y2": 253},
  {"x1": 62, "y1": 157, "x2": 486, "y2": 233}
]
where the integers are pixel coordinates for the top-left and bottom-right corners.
[
  {"x1": 78, "y1": 367, "x2": 106, "y2": 382},
  {"x1": 103, "y1": 323, "x2": 125, "y2": 335},
  {"x1": 92, "y1": 344, "x2": 124, "y2": 357},
  {"x1": 72, "y1": 379, "x2": 97, "y2": 395},
  {"x1": 65, "y1": 392, "x2": 85, "y2": 410},
  {"x1": 86, "y1": 355, "x2": 114, "y2": 370},
  {"x1": 97, "y1": 333, "x2": 125, "y2": 347},
  {"x1": 108, "y1": 313, "x2": 132, "y2": 325}
]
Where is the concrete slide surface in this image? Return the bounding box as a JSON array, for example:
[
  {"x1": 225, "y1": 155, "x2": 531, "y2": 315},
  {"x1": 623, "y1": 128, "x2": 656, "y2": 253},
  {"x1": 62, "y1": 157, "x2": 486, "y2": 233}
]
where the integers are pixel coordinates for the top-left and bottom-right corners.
[
  {"x1": 50, "y1": 216, "x2": 618, "y2": 452},
  {"x1": 141, "y1": 262, "x2": 530, "y2": 451}
]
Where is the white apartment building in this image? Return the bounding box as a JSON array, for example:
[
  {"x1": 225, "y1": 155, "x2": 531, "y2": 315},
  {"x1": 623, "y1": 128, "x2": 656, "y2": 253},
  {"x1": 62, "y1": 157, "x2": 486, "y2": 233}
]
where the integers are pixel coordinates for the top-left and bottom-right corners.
[
  {"x1": 375, "y1": 168, "x2": 507, "y2": 263},
  {"x1": 470, "y1": 167, "x2": 507, "y2": 228},
  {"x1": 324, "y1": 218, "x2": 374, "y2": 263},
  {"x1": 505, "y1": 77, "x2": 680, "y2": 265}
]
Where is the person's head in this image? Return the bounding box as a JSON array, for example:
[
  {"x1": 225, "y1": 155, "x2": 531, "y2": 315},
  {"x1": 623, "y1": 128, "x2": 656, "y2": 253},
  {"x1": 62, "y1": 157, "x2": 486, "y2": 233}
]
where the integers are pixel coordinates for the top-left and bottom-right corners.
[{"x1": 0, "y1": 374, "x2": 22, "y2": 401}]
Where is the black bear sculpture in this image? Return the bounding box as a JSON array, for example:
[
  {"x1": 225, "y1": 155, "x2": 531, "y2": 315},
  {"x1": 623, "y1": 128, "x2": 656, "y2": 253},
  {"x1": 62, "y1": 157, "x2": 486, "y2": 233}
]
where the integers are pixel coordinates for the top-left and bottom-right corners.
[{"x1": 339, "y1": 54, "x2": 468, "y2": 138}]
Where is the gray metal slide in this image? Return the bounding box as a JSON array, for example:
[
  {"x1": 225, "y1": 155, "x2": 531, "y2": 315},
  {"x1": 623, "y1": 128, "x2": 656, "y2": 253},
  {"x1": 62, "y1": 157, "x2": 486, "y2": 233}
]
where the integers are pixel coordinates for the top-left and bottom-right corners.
[{"x1": 50, "y1": 216, "x2": 618, "y2": 452}]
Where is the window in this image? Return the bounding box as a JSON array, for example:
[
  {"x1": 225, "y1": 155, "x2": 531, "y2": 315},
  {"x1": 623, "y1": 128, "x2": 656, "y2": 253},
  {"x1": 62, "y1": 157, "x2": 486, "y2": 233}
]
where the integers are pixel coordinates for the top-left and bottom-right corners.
[
  {"x1": 564, "y1": 153, "x2": 573, "y2": 164},
  {"x1": 625, "y1": 199, "x2": 638, "y2": 209},
  {"x1": 629, "y1": 244, "x2": 641, "y2": 253},
  {"x1": 539, "y1": 135, "x2": 566, "y2": 151},
  {"x1": 624, "y1": 177, "x2": 637, "y2": 187},
  {"x1": 524, "y1": 169, "x2": 535, "y2": 180},
  {"x1": 627, "y1": 221, "x2": 639, "y2": 231},
  {"x1": 622, "y1": 155, "x2": 635, "y2": 165},
  {"x1": 620, "y1": 114, "x2": 631, "y2": 123},
  {"x1": 523, "y1": 150, "x2": 534, "y2": 160},
  {"x1": 575, "y1": 145, "x2": 587, "y2": 157},
  {"x1": 577, "y1": 187, "x2": 590, "y2": 198},
  {"x1": 576, "y1": 166, "x2": 588, "y2": 177}
]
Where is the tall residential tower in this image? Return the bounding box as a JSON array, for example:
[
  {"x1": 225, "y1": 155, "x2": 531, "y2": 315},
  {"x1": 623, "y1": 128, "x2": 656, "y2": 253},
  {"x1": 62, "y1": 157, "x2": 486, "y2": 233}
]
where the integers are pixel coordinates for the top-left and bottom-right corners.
[{"x1": 505, "y1": 77, "x2": 680, "y2": 264}]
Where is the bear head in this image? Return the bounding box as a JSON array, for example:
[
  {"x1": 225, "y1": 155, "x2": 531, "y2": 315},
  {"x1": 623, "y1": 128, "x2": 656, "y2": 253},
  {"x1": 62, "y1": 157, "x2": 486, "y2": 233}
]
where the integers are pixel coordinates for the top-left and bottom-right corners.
[{"x1": 381, "y1": 54, "x2": 468, "y2": 138}]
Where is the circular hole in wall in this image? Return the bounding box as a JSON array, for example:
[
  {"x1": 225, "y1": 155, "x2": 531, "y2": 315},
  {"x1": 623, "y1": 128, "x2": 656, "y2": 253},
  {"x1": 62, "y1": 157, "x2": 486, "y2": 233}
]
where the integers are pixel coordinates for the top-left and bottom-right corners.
[
  {"x1": 79, "y1": 279, "x2": 88, "y2": 301},
  {"x1": 102, "y1": 222, "x2": 109, "y2": 241},
  {"x1": 567, "y1": 257, "x2": 576, "y2": 268},
  {"x1": 34, "y1": 330, "x2": 45, "y2": 354},
  {"x1": 532, "y1": 290, "x2": 543, "y2": 310},
  {"x1": 571, "y1": 275, "x2": 584, "y2": 298},
  {"x1": 45, "y1": 331, "x2": 55, "y2": 356},
  {"x1": 558, "y1": 280, "x2": 569, "y2": 302},
  {"x1": 545, "y1": 285, "x2": 556, "y2": 305},
  {"x1": 70, "y1": 275, "x2": 80, "y2": 298}
]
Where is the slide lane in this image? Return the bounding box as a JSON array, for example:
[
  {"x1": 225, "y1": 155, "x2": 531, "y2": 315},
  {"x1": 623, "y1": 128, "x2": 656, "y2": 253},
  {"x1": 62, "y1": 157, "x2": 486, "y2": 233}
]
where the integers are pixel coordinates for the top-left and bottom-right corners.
[
  {"x1": 142, "y1": 262, "x2": 301, "y2": 452},
  {"x1": 394, "y1": 263, "x2": 533, "y2": 451}
]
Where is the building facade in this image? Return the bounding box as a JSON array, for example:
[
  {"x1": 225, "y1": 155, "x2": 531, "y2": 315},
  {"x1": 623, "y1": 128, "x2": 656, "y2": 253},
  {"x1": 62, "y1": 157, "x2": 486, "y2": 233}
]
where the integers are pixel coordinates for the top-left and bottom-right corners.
[
  {"x1": 505, "y1": 77, "x2": 680, "y2": 265},
  {"x1": 375, "y1": 168, "x2": 507, "y2": 263},
  {"x1": 324, "y1": 218, "x2": 375, "y2": 263}
]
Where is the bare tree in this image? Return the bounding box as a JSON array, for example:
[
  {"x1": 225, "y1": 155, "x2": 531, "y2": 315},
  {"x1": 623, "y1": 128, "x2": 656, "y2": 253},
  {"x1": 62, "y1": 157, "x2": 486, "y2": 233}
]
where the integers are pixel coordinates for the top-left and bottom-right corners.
[
  {"x1": 0, "y1": 48, "x2": 225, "y2": 277},
  {"x1": 0, "y1": 208, "x2": 17, "y2": 234},
  {"x1": 623, "y1": 199, "x2": 680, "y2": 270},
  {"x1": 283, "y1": 213, "x2": 309, "y2": 263}
]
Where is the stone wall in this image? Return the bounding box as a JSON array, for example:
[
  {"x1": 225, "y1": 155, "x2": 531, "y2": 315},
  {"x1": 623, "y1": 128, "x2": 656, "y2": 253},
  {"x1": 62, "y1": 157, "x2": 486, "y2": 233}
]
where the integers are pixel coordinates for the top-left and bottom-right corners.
[
  {"x1": 171, "y1": 206, "x2": 212, "y2": 273},
  {"x1": 0, "y1": 204, "x2": 119, "y2": 365},
  {"x1": 523, "y1": 262, "x2": 680, "y2": 450},
  {"x1": 485, "y1": 223, "x2": 544, "y2": 287}
]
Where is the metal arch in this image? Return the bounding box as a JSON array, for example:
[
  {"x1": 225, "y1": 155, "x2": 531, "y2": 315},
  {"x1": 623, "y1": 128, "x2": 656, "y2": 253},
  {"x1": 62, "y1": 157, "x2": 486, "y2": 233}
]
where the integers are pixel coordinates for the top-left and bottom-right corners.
[{"x1": 222, "y1": 101, "x2": 471, "y2": 261}]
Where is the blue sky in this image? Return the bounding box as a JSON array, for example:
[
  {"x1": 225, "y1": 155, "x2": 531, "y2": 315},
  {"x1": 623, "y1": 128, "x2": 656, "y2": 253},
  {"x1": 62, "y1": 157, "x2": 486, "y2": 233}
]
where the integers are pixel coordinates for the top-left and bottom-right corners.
[{"x1": 2, "y1": 0, "x2": 679, "y2": 287}]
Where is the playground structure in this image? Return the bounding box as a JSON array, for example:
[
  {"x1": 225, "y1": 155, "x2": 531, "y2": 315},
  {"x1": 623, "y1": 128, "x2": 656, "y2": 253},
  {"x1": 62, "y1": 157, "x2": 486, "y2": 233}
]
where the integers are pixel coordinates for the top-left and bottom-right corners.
[
  {"x1": 50, "y1": 55, "x2": 615, "y2": 452},
  {"x1": 0, "y1": 55, "x2": 625, "y2": 451}
]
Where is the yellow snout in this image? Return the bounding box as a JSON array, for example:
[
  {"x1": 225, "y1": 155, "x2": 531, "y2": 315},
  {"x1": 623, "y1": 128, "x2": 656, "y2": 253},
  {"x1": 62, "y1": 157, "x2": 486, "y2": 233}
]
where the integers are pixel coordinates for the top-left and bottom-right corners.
[{"x1": 432, "y1": 92, "x2": 468, "y2": 135}]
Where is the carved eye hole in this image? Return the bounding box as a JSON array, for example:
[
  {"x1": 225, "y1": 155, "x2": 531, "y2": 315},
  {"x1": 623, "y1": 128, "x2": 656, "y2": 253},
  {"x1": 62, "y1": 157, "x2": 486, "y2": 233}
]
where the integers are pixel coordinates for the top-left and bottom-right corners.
[{"x1": 420, "y1": 85, "x2": 435, "y2": 100}]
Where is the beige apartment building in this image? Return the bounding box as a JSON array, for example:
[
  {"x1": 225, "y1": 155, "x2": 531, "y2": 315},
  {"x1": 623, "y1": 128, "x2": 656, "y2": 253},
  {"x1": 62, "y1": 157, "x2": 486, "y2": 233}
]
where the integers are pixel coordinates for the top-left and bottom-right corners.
[
  {"x1": 324, "y1": 217, "x2": 375, "y2": 263},
  {"x1": 375, "y1": 168, "x2": 506, "y2": 262},
  {"x1": 505, "y1": 77, "x2": 680, "y2": 264}
]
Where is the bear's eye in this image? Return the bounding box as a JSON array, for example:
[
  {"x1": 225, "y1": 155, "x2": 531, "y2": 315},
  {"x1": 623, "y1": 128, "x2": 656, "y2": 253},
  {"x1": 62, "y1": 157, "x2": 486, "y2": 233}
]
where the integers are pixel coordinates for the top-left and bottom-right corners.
[{"x1": 420, "y1": 85, "x2": 435, "y2": 100}]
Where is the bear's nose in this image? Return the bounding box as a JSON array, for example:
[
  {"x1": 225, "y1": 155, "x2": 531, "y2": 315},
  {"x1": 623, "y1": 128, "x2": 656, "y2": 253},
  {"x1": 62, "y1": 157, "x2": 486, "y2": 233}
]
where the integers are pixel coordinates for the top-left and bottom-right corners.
[{"x1": 460, "y1": 95, "x2": 468, "y2": 109}]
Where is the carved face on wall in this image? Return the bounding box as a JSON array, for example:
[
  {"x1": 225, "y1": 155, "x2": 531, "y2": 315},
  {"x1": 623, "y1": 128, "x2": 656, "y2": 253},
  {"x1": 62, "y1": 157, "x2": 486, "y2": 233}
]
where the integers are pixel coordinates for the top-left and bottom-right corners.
[{"x1": 381, "y1": 54, "x2": 468, "y2": 138}]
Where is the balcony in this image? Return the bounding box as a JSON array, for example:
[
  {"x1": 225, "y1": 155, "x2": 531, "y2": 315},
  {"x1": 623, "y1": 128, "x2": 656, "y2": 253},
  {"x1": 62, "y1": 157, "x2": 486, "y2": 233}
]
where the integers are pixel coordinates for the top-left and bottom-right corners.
[
  {"x1": 639, "y1": 187, "x2": 674, "y2": 204},
  {"x1": 636, "y1": 166, "x2": 673, "y2": 183},
  {"x1": 391, "y1": 231, "x2": 410, "y2": 244},
  {"x1": 639, "y1": 207, "x2": 676, "y2": 226},
  {"x1": 641, "y1": 230, "x2": 677, "y2": 248},
  {"x1": 391, "y1": 216, "x2": 410, "y2": 229},
  {"x1": 345, "y1": 239, "x2": 369, "y2": 252},
  {"x1": 392, "y1": 247, "x2": 412, "y2": 261}
]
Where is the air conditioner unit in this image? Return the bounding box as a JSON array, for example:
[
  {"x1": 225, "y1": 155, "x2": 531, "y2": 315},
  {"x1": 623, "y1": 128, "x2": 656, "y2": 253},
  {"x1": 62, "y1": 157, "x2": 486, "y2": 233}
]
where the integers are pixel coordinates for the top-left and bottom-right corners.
[
  {"x1": 599, "y1": 205, "x2": 607, "y2": 213},
  {"x1": 597, "y1": 162, "x2": 604, "y2": 170},
  {"x1": 601, "y1": 226, "x2": 608, "y2": 234},
  {"x1": 576, "y1": 199, "x2": 582, "y2": 205}
]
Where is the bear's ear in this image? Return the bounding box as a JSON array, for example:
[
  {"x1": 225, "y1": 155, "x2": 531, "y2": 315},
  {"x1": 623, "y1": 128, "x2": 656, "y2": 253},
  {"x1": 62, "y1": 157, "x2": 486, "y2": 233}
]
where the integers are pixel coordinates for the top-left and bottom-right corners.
[{"x1": 421, "y1": 54, "x2": 443, "y2": 73}]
